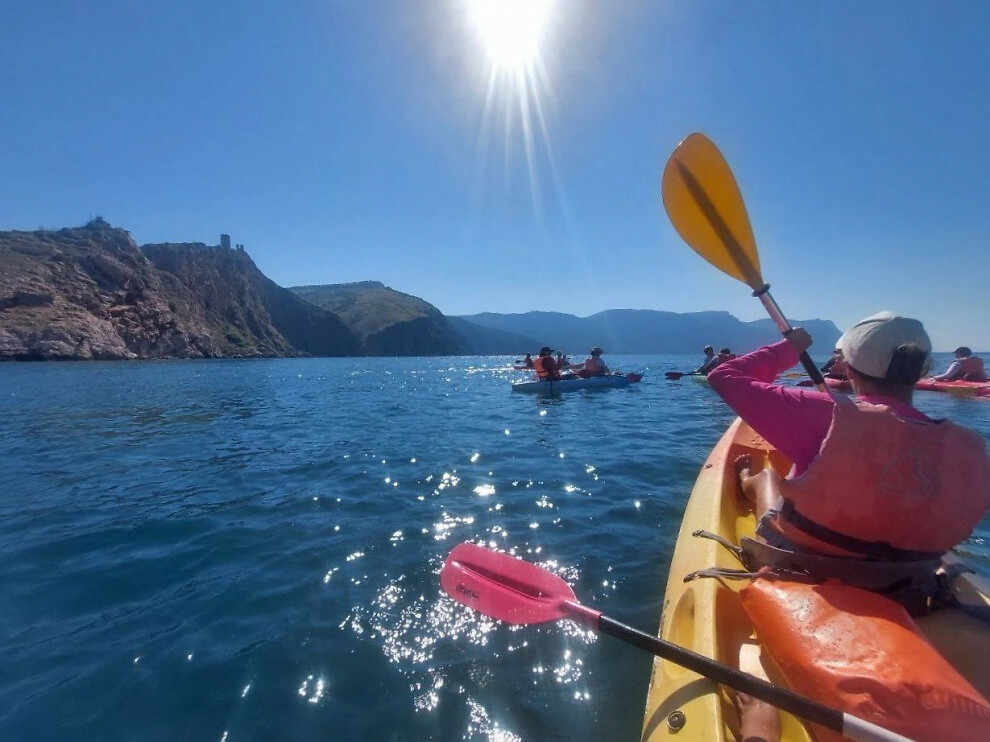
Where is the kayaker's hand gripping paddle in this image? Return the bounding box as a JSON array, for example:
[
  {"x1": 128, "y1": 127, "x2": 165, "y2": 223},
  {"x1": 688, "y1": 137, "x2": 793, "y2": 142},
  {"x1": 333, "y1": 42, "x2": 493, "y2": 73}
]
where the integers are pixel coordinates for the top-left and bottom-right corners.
[
  {"x1": 441, "y1": 542, "x2": 914, "y2": 742},
  {"x1": 661, "y1": 133, "x2": 828, "y2": 392}
]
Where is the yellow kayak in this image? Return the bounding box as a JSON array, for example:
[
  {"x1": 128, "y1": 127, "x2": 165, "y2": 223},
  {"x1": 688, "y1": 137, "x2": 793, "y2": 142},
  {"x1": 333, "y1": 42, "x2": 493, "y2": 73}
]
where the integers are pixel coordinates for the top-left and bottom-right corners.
[{"x1": 641, "y1": 418, "x2": 990, "y2": 741}]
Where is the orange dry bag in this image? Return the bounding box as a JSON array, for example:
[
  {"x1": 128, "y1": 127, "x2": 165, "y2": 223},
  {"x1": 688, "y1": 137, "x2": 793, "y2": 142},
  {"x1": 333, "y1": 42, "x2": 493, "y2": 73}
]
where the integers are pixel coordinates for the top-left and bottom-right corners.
[{"x1": 740, "y1": 579, "x2": 990, "y2": 742}]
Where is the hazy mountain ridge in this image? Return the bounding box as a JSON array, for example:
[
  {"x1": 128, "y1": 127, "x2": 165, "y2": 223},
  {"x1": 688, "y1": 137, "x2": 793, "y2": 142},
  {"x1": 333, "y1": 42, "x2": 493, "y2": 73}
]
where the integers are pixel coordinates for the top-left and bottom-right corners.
[{"x1": 456, "y1": 309, "x2": 843, "y2": 356}]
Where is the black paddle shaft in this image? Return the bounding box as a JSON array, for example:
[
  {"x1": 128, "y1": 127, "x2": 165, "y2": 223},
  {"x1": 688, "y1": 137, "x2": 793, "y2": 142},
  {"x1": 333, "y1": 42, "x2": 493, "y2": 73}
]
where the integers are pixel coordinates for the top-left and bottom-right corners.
[
  {"x1": 597, "y1": 615, "x2": 841, "y2": 732},
  {"x1": 752, "y1": 284, "x2": 826, "y2": 388}
]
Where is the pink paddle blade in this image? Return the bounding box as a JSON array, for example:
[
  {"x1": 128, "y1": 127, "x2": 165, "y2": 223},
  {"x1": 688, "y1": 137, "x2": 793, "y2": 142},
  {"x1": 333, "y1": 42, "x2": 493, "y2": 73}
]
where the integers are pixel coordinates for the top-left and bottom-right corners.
[{"x1": 441, "y1": 542, "x2": 598, "y2": 626}]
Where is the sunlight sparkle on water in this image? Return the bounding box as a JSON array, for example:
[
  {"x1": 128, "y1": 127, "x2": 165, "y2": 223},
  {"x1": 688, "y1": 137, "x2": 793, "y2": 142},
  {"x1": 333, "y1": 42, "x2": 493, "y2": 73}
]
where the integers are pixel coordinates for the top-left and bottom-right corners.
[
  {"x1": 433, "y1": 511, "x2": 475, "y2": 541},
  {"x1": 433, "y1": 471, "x2": 461, "y2": 495},
  {"x1": 297, "y1": 675, "x2": 327, "y2": 705}
]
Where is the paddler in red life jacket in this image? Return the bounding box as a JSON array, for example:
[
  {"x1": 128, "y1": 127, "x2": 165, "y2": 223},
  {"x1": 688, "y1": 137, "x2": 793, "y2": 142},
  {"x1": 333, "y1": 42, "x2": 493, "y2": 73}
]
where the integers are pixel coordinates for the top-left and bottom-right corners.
[
  {"x1": 574, "y1": 346, "x2": 610, "y2": 378},
  {"x1": 929, "y1": 346, "x2": 988, "y2": 382},
  {"x1": 707, "y1": 310, "x2": 990, "y2": 586},
  {"x1": 532, "y1": 346, "x2": 562, "y2": 380}
]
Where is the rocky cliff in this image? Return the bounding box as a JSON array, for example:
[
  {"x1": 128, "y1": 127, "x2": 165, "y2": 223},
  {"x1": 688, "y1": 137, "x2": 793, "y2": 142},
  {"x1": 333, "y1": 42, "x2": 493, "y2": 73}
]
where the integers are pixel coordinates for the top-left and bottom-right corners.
[
  {"x1": 143, "y1": 242, "x2": 358, "y2": 357},
  {"x1": 0, "y1": 222, "x2": 358, "y2": 360},
  {"x1": 0, "y1": 224, "x2": 205, "y2": 359}
]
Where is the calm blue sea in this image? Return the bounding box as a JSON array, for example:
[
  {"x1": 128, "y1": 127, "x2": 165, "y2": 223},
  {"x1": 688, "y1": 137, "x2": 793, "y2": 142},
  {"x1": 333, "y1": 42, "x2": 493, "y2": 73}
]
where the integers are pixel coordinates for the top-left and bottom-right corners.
[{"x1": 2, "y1": 354, "x2": 988, "y2": 742}]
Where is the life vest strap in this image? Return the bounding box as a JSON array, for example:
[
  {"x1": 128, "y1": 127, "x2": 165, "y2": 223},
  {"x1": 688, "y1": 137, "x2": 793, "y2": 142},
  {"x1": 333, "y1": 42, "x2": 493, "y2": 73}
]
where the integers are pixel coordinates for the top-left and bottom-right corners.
[{"x1": 779, "y1": 499, "x2": 945, "y2": 562}]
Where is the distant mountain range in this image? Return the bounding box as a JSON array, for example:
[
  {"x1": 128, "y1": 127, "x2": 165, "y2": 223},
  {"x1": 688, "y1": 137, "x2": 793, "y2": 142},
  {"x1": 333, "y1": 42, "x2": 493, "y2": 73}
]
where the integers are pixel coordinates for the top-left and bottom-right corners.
[
  {"x1": 455, "y1": 310, "x2": 842, "y2": 356},
  {"x1": 0, "y1": 220, "x2": 840, "y2": 360}
]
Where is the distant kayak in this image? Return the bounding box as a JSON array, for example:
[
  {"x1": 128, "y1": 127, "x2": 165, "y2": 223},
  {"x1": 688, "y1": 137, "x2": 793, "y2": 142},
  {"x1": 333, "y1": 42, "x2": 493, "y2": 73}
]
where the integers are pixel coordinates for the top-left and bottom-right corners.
[
  {"x1": 690, "y1": 373, "x2": 710, "y2": 386},
  {"x1": 797, "y1": 376, "x2": 989, "y2": 397},
  {"x1": 915, "y1": 378, "x2": 990, "y2": 397},
  {"x1": 511, "y1": 372, "x2": 643, "y2": 394}
]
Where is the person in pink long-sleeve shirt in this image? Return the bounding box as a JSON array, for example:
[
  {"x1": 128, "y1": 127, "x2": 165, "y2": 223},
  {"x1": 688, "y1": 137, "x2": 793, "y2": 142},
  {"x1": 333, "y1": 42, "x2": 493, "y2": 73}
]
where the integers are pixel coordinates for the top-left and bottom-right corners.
[
  {"x1": 707, "y1": 311, "x2": 936, "y2": 521},
  {"x1": 708, "y1": 333, "x2": 931, "y2": 477},
  {"x1": 711, "y1": 311, "x2": 990, "y2": 742}
]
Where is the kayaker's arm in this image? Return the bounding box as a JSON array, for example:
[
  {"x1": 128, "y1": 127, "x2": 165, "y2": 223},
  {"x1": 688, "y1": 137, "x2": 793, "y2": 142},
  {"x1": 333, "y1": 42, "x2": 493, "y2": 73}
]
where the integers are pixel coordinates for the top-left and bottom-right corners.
[
  {"x1": 929, "y1": 359, "x2": 962, "y2": 381},
  {"x1": 707, "y1": 341, "x2": 834, "y2": 474}
]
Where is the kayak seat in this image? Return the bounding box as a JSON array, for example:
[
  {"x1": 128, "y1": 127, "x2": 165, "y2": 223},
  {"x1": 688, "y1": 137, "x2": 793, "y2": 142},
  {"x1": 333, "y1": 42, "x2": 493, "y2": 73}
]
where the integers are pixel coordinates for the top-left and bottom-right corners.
[{"x1": 685, "y1": 529, "x2": 949, "y2": 617}]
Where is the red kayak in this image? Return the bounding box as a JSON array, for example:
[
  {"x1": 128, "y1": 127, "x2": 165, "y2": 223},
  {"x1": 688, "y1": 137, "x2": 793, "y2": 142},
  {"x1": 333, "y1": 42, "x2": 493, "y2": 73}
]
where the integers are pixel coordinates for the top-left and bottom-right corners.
[
  {"x1": 798, "y1": 376, "x2": 990, "y2": 398},
  {"x1": 915, "y1": 378, "x2": 990, "y2": 397}
]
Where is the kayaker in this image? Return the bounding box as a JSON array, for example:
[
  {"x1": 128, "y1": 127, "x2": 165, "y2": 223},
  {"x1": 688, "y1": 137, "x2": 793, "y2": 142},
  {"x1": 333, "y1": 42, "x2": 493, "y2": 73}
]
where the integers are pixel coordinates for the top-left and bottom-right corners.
[
  {"x1": 533, "y1": 346, "x2": 561, "y2": 380},
  {"x1": 710, "y1": 311, "x2": 990, "y2": 742},
  {"x1": 820, "y1": 347, "x2": 848, "y2": 379},
  {"x1": 521, "y1": 353, "x2": 534, "y2": 369},
  {"x1": 714, "y1": 347, "x2": 736, "y2": 367},
  {"x1": 708, "y1": 310, "x2": 990, "y2": 570},
  {"x1": 694, "y1": 345, "x2": 717, "y2": 374},
  {"x1": 574, "y1": 346, "x2": 610, "y2": 377},
  {"x1": 929, "y1": 346, "x2": 988, "y2": 382}
]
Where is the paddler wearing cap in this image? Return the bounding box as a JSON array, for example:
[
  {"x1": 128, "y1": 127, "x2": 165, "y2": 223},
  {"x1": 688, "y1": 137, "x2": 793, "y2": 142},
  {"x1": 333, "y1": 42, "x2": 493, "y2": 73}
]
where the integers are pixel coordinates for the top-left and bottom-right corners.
[
  {"x1": 573, "y1": 346, "x2": 610, "y2": 378},
  {"x1": 705, "y1": 311, "x2": 990, "y2": 603}
]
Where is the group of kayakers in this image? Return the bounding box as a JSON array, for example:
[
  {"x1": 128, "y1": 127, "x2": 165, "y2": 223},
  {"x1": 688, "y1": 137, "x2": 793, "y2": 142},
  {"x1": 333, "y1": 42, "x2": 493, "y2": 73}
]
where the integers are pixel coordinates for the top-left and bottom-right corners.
[
  {"x1": 520, "y1": 346, "x2": 612, "y2": 381},
  {"x1": 704, "y1": 311, "x2": 990, "y2": 741}
]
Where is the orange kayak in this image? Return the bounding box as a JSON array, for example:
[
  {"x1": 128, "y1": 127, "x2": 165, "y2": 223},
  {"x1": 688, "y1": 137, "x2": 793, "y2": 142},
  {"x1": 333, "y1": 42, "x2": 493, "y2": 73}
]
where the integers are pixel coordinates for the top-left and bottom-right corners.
[{"x1": 641, "y1": 418, "x2": 990, "y2": 741}]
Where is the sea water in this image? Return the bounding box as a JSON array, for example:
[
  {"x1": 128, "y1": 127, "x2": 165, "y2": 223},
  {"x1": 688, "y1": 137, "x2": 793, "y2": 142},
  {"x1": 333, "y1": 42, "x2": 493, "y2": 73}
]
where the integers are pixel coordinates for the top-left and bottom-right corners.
[{"x1": 1, "y1": 355, "x2": 988, "y2": 742}]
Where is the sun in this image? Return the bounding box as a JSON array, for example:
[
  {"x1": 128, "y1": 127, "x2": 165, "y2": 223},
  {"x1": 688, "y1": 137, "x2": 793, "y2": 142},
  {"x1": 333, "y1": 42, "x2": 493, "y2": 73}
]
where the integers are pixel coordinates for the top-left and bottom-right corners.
[{"x1": 469, "y1": 0, "x2": 553, "y2": 70}]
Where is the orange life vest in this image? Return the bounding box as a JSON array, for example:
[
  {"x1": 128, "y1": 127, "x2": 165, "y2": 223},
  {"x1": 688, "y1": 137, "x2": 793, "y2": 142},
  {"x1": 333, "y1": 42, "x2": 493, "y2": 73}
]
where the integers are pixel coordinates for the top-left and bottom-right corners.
[
  {"x1": 960, "y1": 355, "x2": 988, "y2": 381},
  {"x1": 532, "y1": 356, "x2": 558, "y2": 380},
  {"x1": 740, "y1": 579, "x2": 990, "y2": 742},
  {"x1": 772, "y1": 401, "x2": 990, "y2": 559}
]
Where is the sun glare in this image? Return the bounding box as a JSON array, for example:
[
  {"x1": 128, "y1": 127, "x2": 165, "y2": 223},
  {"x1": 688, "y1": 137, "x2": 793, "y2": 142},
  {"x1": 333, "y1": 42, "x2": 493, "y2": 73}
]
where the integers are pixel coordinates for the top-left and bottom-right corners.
[
  {"x1": 461, "y1": 0, "x2": 565, "y2": 223},
  {"x1": 469, "y1": 0, "x2": 553, "y2": 70}
]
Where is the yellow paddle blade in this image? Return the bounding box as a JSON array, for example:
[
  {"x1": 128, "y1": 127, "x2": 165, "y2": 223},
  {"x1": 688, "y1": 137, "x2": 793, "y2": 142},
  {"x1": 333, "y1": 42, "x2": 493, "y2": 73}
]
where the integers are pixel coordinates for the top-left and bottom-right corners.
[{"x1": 662, "y1": 133, "x2": 764, "y2": 290}]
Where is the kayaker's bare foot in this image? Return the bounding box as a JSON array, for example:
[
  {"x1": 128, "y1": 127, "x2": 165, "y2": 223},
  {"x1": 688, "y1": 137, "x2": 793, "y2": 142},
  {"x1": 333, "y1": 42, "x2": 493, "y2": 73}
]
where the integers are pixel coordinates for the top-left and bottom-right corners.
[
  {"x1": 734, "y1": 454, "x2": 756, "y2": 505},
  {"x1": 735, "y1": 691, "x2": 780, "y2": 742}
]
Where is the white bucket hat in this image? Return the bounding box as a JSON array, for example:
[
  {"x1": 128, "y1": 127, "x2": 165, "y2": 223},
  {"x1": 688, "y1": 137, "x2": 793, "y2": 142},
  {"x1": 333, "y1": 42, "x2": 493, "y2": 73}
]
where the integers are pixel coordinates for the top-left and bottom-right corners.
[{"x1": 836, "y1": 311, "x2": 931, "y2": 379}]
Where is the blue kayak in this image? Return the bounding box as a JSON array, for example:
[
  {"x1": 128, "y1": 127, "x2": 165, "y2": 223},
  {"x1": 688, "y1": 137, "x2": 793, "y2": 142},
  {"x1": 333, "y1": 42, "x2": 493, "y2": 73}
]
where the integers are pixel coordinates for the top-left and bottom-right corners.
[{"x1": 511, "y1": 372, "x2": 643, "y2": 394}]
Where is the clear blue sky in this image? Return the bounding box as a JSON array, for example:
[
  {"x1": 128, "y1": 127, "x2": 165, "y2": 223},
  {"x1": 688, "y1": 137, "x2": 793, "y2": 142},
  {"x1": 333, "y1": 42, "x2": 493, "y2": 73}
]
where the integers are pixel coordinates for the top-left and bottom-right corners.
[{"x1": 2, "y1": 1, "x2": 988, "y2": 350}]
